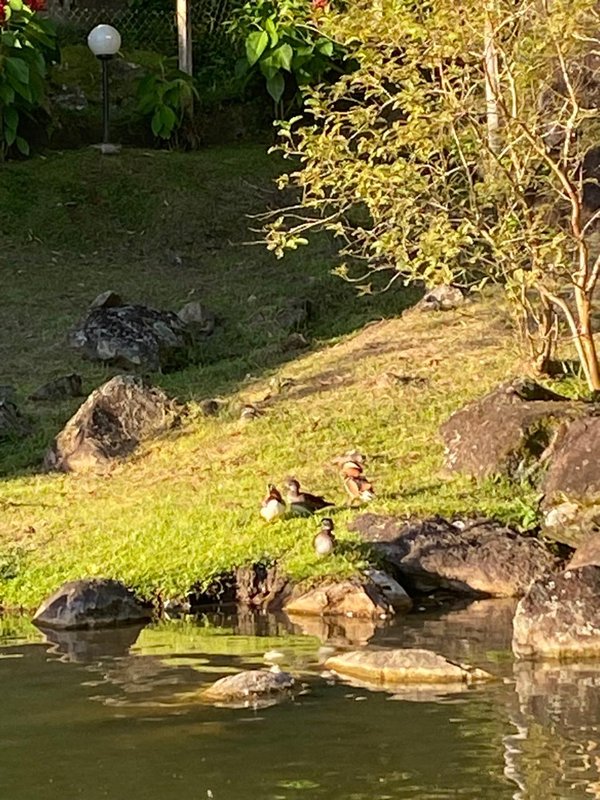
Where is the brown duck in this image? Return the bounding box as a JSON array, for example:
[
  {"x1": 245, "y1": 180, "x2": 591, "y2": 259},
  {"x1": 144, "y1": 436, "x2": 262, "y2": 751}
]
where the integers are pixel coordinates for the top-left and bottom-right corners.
[{"x1": 285, "y1": 478, "x2": 334, "y2": 516}]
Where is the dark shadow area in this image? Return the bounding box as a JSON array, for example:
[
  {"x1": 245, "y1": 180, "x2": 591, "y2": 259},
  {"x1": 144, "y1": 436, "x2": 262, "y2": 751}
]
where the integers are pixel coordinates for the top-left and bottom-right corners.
[{"x1": 0, "y1": 145, "x2": 422, "y2": 480}]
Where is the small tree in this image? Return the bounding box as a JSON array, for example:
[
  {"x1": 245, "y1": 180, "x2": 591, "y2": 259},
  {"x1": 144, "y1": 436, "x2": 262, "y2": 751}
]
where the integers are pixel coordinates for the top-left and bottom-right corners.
[{"x1": 261, "y1": 0, "x2": 600, "y2": 393}]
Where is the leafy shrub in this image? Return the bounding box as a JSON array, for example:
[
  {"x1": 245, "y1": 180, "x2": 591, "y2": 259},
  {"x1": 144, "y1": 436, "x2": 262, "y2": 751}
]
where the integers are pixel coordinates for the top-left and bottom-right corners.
[
  {"x1": 228, "y1": 0, "x2": 346, "y2": 113},
  {"x1": 0, "y1": 0, "x2": 58, "y2": 158},
  {"x1": 137, "y1": 55, "x2": 198, "y2": 143}
]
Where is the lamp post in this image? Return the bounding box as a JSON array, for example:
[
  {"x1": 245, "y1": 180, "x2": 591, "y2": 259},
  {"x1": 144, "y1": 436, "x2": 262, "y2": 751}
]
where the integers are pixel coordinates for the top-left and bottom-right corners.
[{"x1": 87, "y1": 24, "x2": 121, "y2": 151}]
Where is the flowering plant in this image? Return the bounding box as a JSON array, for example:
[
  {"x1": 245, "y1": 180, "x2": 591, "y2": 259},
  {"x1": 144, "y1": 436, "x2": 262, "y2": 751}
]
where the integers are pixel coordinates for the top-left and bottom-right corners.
[{"x1": 0, "y1": 0, "x2": 58, "y2": 158}]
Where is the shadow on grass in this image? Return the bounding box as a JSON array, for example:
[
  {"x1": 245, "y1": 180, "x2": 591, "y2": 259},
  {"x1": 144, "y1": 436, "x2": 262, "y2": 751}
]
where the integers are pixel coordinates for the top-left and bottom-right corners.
[{"x1": 0, "y1": 144, "x2": 421, "y2": 480}]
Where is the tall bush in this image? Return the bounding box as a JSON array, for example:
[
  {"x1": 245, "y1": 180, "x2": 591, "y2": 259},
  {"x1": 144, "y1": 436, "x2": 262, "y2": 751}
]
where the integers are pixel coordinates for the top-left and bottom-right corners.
[
  {"x1": 262, "y1": 0, "x2": 600, "y2": 393},
  {"x1": 0, "y1": 0, "x2": 58, "y2": 159}
]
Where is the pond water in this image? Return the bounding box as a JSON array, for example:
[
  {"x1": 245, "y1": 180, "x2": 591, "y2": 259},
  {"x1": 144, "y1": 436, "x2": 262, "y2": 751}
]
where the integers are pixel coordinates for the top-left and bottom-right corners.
[{"x1": 1, "y1": 599, "x2": 600, "y2": 800}]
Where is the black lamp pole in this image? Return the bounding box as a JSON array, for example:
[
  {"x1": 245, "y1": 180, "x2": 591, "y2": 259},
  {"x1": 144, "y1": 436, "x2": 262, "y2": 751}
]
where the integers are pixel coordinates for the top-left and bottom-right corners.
[{"x1": 100, "y1": 55, "x2": 112, "y2": 145}]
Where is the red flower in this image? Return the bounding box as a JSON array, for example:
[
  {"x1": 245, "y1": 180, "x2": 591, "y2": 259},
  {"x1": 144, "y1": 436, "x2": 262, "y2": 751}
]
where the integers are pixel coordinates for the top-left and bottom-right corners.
[
  {"x1": 28, "y1": 0, "x2": 46, "y2": 10},
  {"x1": 312, "y1": 0, "x2": 328, "y2": 9},
  {"x1": 0, "y1": 1, "x2": 6, "y2": 23}
]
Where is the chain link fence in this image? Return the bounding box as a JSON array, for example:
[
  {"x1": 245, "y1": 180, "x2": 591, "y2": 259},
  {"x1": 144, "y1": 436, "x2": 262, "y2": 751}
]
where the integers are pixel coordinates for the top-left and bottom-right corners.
[{"x1": 49, "y1": 1, "x2": 236, "y2": 61}]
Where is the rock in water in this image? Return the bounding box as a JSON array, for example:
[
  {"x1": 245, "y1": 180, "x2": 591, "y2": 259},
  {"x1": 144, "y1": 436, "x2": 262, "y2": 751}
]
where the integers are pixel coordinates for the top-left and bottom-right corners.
[
  {"x1": 44, "y1": 375, "x2": 180, "y2": 473},
  {"x1": 201, "y1": 669, "x2": 294, "y2": 707},
  {"x1": 69, "y1": 304, "x2": 192, "y2": 372},
  {"x1": 350, "y1": 514, "x2": 556, "y2": 597},
  {"x1": 324, "y1": 649, "x2": 492, "y2": 685},
  {"x1": 512, "y1": 566, "x2": 600, "y2": 658},
  {"x1": 284, "y1": 576, "x2": 410, "y2": 619},
  {"x1": 33, "y1": 578, "x2": 152, "y2": 630}
]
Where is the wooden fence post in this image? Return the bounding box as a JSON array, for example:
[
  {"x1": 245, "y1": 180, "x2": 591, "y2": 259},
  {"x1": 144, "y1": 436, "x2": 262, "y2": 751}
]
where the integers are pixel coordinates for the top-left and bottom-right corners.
[{"x1": 176, "y1": 0, "x2": 193, "y2": 75}]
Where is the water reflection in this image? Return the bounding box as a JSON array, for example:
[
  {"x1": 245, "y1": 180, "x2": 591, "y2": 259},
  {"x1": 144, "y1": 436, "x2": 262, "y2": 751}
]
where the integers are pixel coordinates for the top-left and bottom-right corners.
[
  {"x1": 3, "y1": 602, "x2": 600, "y2": 799},
  {"x1": 39, "y1": 624, "x2": 146, "y2": 663},
  {"x1": 505, "y1": 660, "x2": 600, "y2": 799}
]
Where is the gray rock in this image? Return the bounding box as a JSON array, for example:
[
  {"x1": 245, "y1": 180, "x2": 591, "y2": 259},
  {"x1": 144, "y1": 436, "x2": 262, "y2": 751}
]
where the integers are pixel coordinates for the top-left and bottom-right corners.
[
  {"x1": 199, "y1": 398, "x2": 220, "y2": 417},
  {"x1": 440, "y1": 378, "x2": 585, "y2": 479},
  {"x1": 177, "y1": 301, "x2": 216, "y2": 336},
  {"x1": 29, "y1": 374, "x2": 83, "y2": 402},
  {"x1": 201, "y1": 668, "x2": 294, "y2": 706},
  {"x1": 568, "y1": 532, "x2": 600, "y2": 569},
  {"x1": 69, "y1": 304, "x2": 192, "y2": 372},
  {"x1": 350, "y1": 514, "x2": 556, "y2": 597},
  {"x1": 52, "y1": 83, "x2": 88, "y2": 112},
  {"x1": 512, "y1": 565, "x2": 600, "y2": 658},
  {"x1": 324, "y1": 648, "x2": 492, "y2": 686},
  {"x1": 0, "y1": 399, "x2": 28, "y2": 440},
  {"x1": 417, "y1": 285, "x2": 464, "y2": 311},
  {"x1": 90, "y1": 290, "x2": 123, "y2": 310},
  {"x1": 44, "y1": 375, "x2": 180, "y2": 473},
  {"x1": 0, "y1": 385, "x2": 16, "y2": 403},
  {"x1": 543, "y1": 415, "x2": 600, "y2": 498},
  {"x1": 284, "y1": 576, "x2": 405, "y2": 619},
  {"x1": 33, "y1": 578, "x2": 152, "y2": 630}
]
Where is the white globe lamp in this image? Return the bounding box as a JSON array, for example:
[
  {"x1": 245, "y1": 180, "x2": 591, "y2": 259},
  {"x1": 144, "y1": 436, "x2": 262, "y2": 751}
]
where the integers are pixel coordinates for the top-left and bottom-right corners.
[{"x1": 87, "y1": 24, "x2": 122, "y2": 149}]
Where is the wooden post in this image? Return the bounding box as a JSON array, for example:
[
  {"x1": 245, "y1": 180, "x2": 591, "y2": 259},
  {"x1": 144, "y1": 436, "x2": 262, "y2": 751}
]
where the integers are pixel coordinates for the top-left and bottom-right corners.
[
  {"x1": 176, "y1": 0, "x2": 193, "y2": 76},
  {"x1": 484, "y1": 6, "x2": 501, "y2": 155}
]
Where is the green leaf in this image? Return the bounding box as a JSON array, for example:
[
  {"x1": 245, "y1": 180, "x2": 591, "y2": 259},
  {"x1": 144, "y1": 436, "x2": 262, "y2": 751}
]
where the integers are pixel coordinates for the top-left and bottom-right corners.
[
  {"x1": 317, "y1": 39, "x2": 334, "y2": 57},
  {"x1": 266, "y1": 71, "x2": 285, "y2": 103},
  {"x1": 6, "y1": 57, "x2": 30, "y2": 88},
  {"x1": 245, "y1": 30, "x2": 269, "y2": 66},
  {"x1": 8, "y1": 0, "x2": 23, "y2": 10},
  {"x1": 264, "y1": 17, "x2": 278, "y2": 47},
  {"x1": 274, "y1": 43, "x2": 294, "y2": 72},
  {"x1": 15, "y1": 136, "x2": 29, "y2": 156}
]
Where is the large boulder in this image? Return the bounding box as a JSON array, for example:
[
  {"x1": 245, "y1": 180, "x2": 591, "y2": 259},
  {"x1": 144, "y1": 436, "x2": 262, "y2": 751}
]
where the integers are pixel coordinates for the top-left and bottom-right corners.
[
  {"x1": 540, "y1": 416, "x2": 600, "y2": 546},
  {"x1": 324, "y1": 649, "x2": 492, "y2": 686},
  {"x1": 512, "y1": 566, "x2": 600, "y2": 658},
  {"x1": 440, "y1": 378, "x2": 588, "y2": 479},
  {"x1": 200, "y1": 668, "x2": 295, "y2": 708},
  {"x1": 44, "y1": 375, "x2": 180, "y2": 473},
  {"x1": 283, "y1": 575, "x2": 410, "y2": 620},
  {"x1": 69, "y1": 303, "x2": 196, "y2": 372},
  {"x1": 350, "y1": 514, "x2": 556, "y2": 597},
  {"x1": 33, "y1": 578, "x2": 152, "y2": 630}
]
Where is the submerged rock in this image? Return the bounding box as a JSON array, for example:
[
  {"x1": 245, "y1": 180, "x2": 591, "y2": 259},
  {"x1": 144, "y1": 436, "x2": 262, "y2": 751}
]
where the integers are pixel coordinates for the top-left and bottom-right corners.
[
  {"x1": 33, "y1": 578, "x2": 152, "y2": 630},
  {"x1": 44, "y1": 375, "x2": 180, "y2": 473},
  {"x1": 200, "y1": 668, "x2": 295, "y2": 707},
  {"x1": 284, "y1": 576, "x2": 405, "y2": 620},
  {"x1": 512, "y1": 565, "x2": 600, "y2": 658},
  {"x1": 324, "y1": 648, "x2": 492, "y2": 685},
  {"x1": 350, "y1": 514, "x2": 555, "y2": 597}
]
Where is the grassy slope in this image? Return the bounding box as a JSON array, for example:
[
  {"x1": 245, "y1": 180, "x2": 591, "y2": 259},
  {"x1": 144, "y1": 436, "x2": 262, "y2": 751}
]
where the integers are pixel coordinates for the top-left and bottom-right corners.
[{"x1": 0, "y1": 145, "x2": 539, "y2": 609}]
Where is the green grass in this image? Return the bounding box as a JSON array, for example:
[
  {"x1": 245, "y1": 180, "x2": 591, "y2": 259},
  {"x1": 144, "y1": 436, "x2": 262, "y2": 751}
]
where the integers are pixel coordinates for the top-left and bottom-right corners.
[{"x1": 0, "y1": 144, "x2": 542, "y2": 610}]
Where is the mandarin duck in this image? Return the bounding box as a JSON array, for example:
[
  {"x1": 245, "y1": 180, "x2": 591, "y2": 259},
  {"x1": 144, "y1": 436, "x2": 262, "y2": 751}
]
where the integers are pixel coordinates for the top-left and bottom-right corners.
[
  {"x1": 260, "y1": 483, "x2": 286, "y2": 522},
  {"x1": 285, "y1": 478, "x2": 334, "y2": 516},
  {"x1": 339, "y1": 457, "x2": 375, "y2": 505},
  {"x1": 313, "y1": 517, "x2": 336, "y2": 556}
]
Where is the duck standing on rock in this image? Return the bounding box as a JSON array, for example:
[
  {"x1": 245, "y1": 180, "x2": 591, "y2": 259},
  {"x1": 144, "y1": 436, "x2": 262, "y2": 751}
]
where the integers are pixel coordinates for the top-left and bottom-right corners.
[
  {"x1": 285, "y1": 478, "x2": 334, "y2": 516},
  {"x1": 314, "y1": 518, "x2": 336, "y2": 556},
  {"x1": 340, "y1": 458, "x2": 375, "y2": 506},
  {"x1": 260, "y1": 484, "x2": 286, "y2": 522}
]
